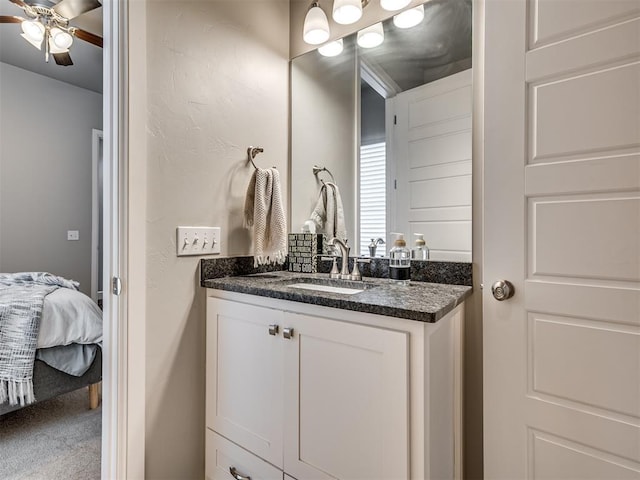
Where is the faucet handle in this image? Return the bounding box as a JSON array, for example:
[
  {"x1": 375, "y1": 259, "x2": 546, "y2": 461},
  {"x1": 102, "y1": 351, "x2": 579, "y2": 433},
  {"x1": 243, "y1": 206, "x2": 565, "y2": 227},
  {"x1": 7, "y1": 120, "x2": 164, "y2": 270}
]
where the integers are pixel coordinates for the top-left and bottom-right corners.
[
  {"x1": 329, "y1": 256, "x2": 341, "y2": 279},
  {"x1": 350, "y1": 260, "x2": 362, "y2": 281}
]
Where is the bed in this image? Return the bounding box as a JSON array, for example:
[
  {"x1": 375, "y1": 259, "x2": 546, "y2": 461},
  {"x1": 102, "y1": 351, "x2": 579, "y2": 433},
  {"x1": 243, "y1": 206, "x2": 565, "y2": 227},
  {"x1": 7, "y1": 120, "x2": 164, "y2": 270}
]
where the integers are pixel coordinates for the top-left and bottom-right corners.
[{"x1": 0, "y1": 273, "x2": 103, "y2": 416}]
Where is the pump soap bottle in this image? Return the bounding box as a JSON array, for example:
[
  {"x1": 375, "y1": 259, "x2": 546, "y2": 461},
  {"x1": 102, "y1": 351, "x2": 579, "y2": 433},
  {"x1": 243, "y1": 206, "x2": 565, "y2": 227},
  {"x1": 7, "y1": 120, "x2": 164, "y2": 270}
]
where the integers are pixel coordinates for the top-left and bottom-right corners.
[
  {"x1": 389, "y1": 233, "x2": 411, "y2": 285},
  {"x1": 411, "y1": 233, "x2": 429, "y2": 260}
]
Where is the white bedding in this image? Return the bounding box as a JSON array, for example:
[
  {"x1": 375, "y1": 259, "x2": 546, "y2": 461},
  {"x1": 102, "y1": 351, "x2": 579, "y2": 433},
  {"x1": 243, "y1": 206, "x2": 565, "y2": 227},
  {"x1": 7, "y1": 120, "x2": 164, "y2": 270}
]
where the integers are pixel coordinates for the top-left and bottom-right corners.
[{"x1": 37, "y1": 288, "x2": 103, "y2": 349}]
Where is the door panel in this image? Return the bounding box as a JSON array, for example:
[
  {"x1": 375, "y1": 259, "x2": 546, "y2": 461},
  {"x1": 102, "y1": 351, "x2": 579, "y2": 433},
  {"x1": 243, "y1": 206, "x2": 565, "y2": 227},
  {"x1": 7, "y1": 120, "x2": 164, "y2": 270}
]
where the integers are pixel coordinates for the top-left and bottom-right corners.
[
  {"x1": 529, "y1": 314, "x2": 640, "y2": 418},
  {"x1": 528, "y1": 195, "x2": 640, "y2": 281},
  {"x1": 282, "y1": 313, "x2": 409, "y2": 480},
  {"x1": 529, "y1": 0, "x2": 640, "y2": 47},
  {"x1": 206, "y1": 298, "x2": 285, "y2": 468},
  {"x1": 529, "y1": 430, "x2": 640, "y2": 480},
  {"x1": 483, "y1": 0, "x2": 640, "y2": 477},
  {"x1": 529, "y1": 62, "x2": 640, "y2": 162}
]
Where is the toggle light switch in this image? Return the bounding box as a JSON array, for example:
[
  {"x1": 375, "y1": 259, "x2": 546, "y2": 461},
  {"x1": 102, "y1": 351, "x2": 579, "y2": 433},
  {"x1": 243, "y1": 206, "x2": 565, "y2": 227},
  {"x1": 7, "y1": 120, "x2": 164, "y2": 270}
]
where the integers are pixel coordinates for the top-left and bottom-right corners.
[{"x1": 176, "y1": 227, "x2": 221, "y2": 256}]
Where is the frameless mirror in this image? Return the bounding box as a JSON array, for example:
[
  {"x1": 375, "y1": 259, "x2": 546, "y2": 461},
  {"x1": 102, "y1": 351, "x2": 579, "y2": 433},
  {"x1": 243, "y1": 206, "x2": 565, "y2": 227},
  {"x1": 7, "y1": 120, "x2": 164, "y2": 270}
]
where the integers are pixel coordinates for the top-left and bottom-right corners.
[{"x1": 291, "y1": 0, "x2": 472, "y2": 261}]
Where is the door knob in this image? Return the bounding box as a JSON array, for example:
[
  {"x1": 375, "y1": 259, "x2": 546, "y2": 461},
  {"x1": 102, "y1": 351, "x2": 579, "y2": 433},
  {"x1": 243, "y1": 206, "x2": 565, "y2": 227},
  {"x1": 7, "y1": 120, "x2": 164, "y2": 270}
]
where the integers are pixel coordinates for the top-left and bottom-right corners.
[
  {"x1": 283, "y1": 327, "x2": 294, "y2": 339},
  {"x1": 491, "y1": 280, "x2": 515, "y2": 301}
]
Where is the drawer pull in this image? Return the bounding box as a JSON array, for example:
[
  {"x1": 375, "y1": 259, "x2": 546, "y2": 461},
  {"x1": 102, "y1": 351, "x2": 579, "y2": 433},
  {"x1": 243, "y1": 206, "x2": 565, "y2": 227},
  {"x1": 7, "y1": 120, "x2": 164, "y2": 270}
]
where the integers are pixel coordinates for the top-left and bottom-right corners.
[
  {"x1": 283, "y1": 327, "x2": 294, "y2": 339},
  {"x1": 229, "y1": 466, "x2": 251, "y2": 480},
  {"x1": 268, "y1": 324, "x2": 279, "y2": 336}
]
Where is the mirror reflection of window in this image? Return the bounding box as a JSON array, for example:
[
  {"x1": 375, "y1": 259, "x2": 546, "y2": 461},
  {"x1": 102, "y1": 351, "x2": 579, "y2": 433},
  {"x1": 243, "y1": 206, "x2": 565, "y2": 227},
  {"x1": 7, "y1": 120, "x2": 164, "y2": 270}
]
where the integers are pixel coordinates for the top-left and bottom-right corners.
[{"x1": 360, "y1": 81, "x2": 387, "y2": 257}]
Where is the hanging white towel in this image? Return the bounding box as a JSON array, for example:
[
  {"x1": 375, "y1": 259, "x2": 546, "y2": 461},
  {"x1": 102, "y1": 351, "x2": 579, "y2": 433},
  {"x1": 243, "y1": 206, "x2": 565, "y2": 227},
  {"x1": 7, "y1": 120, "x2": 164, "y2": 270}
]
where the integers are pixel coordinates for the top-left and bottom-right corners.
[
  {"x1": 244, "y1": 168, "x2": 287, "y2": 266},
  {"x1": 309, "y1": 182, "x2": 347, "y2": 242}
]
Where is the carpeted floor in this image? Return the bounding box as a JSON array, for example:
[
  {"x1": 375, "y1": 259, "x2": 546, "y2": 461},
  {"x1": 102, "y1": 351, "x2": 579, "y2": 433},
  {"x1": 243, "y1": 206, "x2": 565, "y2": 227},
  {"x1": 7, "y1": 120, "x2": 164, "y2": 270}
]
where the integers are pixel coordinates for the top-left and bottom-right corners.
[{"x1": 0, "y1": 388, "x2": 101, "y2": 480}]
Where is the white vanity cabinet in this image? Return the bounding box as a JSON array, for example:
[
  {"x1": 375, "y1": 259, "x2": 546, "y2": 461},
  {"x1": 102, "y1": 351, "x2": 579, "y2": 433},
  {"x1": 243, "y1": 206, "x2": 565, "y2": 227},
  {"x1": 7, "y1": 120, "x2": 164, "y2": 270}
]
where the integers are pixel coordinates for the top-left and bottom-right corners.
[{"x1": 206, "y1": 290, "x2": 463, "y2": 480}]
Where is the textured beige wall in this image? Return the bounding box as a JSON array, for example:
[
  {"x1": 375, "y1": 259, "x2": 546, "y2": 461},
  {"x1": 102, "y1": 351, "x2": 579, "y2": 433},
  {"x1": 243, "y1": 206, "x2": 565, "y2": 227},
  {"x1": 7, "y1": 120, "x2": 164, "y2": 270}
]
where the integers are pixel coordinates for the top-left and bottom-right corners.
[{"x1": 143, "y1": 1, "x2": 289, "y2": 478}]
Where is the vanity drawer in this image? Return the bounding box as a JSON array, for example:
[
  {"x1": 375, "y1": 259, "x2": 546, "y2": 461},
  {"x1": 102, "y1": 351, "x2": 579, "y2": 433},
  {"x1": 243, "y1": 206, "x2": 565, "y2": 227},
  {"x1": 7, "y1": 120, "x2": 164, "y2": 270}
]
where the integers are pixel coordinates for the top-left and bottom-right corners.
[{"x1": 206, "y1": 429, "x2": 283, "y2": 480}]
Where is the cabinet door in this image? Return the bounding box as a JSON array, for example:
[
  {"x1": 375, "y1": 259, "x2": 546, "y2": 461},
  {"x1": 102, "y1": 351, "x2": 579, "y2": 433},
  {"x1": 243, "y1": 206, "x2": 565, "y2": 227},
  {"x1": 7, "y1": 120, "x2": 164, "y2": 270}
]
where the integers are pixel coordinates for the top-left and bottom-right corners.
[
  {"x1": 207, "y1": 298, "x2": 284, "y2": 467},
  {"x1": 282, "y1": 312, "x2": 410, "y2": 480},
  {"x1": 206, "y1": 429, "x2": 283, "y2": 480}
]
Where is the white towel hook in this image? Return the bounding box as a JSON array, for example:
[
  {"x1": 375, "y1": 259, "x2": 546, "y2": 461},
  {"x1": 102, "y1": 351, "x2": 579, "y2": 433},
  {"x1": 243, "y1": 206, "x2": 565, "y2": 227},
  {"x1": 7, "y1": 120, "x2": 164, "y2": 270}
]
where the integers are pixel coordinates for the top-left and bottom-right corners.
[
  {"x1": 312, "y1": 165, "x2": 335, "y2": 185},
  {"x1": 247, "y1": 146, "x2": 264, "y2": 169}
]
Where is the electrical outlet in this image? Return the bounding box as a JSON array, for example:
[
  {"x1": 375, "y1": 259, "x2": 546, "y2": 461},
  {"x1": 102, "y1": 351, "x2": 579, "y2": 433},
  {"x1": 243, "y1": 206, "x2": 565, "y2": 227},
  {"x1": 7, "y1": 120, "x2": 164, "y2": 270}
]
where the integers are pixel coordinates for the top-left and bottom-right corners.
[{"x1": 176, "y1": 227, "x2": 221, "y2": 257}]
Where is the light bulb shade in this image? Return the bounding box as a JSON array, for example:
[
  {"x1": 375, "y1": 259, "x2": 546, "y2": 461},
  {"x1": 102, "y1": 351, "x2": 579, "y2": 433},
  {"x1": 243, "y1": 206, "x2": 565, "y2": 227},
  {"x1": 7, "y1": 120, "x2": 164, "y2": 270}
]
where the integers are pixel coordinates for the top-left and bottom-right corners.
[
  {"x1": 303, "y1": 4, "x2": 331, "y2": 45},
  {"x1": 318, "y1": 38, "x2": 344, "y2": 57},
  {"x1": 50, "y1": 27, "x2": 74, "y2": 50},
  {"x1": 380, "y1": 0, "x2": 411, "y2": 11},
  {"x1": 21, "y1": 20, "x2": 44, "y2": 42},
  {"x1": 393, "y1": 5, "x2": 425, "y2": 28},
  {"x1": 357, "y1": 22, "x2": 384, "y2": 48},
  {"x1": 332, "y1": 0, "x2": 362, "y2": 25},
  {"x1": 20, "y1": 33, "x2": 43, "y2": 50}
]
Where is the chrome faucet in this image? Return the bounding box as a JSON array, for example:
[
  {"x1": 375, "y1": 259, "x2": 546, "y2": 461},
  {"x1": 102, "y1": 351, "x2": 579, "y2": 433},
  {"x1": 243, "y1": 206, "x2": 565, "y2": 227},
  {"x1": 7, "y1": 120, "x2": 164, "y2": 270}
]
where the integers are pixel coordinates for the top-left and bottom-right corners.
[{"x1": 327, "y1": 237, "x2": 350, "y2": 279}]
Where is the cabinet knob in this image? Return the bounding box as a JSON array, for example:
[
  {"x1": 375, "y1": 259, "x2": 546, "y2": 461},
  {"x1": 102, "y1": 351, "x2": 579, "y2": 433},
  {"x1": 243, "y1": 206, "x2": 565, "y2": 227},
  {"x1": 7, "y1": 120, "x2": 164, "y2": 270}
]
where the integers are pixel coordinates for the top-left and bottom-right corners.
[
  {"x1": 268, "y1": 324, "x2": 279, "y2": 336},
  {"x1": 229, "y1": 466, "x2": 251, "y2": 480},
  {"x1": 283, "y1": 327, "x2": 294, "y2": 339}
]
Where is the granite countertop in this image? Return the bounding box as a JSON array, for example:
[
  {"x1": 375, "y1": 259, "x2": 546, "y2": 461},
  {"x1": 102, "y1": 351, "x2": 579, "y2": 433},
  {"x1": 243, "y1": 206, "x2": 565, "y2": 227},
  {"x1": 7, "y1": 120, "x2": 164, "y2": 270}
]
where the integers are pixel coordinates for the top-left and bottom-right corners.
[{"x1": 202, "y1": 271, "x2": 472, "y2": 323}]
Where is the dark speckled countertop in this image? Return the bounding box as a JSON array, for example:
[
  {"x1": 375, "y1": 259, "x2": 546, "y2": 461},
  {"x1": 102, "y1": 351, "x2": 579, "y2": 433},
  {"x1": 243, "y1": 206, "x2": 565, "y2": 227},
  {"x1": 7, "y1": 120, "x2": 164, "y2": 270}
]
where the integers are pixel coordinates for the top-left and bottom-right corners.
[{"x1": 203, "y1": 271, "x2": 472, "y2": 323}]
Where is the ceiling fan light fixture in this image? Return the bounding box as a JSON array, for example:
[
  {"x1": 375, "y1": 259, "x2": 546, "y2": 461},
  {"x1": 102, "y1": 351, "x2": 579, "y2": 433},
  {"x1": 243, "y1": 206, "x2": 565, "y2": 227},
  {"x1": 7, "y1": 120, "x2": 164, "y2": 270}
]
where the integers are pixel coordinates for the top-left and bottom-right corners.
[
  {"x1": 21, "y1": 20, "x2": 44, "y2": 42},
  {"x1": 303, "y1": 2, "x2": 331, "y2": 45},
  {"x1": 50, "y1": 27, "x2": 74, "y2": 50},
  {"x1": 393, "y1": 5, "x2": 425, "y2": 28},
  {"x1": 357, "y1": 22, "x2": 384, "y2": 48},
  {"x1": 380, "y1": 0, "x2": 411, "y2": 11},
  {"x1": 318, "y1": 38, "x2": 344, "y2": 57},
  {"x1": 332, "y1": 0, "x2": 363, "y2": 25}
]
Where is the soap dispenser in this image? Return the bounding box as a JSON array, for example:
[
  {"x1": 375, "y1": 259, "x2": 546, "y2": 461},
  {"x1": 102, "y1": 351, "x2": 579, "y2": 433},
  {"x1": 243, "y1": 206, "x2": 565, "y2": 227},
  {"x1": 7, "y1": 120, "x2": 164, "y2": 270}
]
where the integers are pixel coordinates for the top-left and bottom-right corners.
[
  {"x1": 389, "y1": 233, "x2": 411, "y2": 285},
  {"x1": 411, "y1": 233, "x2": 430, "y2": 260}
]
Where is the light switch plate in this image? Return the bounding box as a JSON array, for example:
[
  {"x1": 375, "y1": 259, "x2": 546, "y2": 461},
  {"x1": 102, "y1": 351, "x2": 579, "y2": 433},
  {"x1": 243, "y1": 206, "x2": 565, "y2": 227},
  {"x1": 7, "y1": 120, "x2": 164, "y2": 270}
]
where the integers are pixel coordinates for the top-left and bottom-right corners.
[
  {"x1": 67, "y1": 230, "x2": 80, "y2": 241},
  {"x1": 176, "y1": 227, "x2": 221, "y2": 256}
]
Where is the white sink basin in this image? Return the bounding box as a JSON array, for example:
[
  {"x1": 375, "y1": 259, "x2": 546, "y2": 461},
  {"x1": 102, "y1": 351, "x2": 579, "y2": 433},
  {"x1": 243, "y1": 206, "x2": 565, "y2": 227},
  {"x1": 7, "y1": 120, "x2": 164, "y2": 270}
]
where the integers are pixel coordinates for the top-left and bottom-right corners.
[{"x1": 287, "y1": 283, "x2": 365, "y2": 295}]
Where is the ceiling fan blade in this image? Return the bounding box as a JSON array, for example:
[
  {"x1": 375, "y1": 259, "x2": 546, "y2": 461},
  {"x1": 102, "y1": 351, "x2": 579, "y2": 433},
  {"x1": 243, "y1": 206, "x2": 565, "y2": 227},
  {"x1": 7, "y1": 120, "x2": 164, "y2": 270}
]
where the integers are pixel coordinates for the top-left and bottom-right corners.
[
  {"x1": 53, "y1": 0, "x2": 101, "y2": 20},
  {"x1": 8, "y1": 0, "x2": 29, "y2": 9},
  {"x1": 53, "y1": 52, "x2": 74, "y2": 66},
  {"x1": 0, "y1": 15, "x2": 24, "y2": 23},
  {"x1": 73, "y1": 27, "x2": 103, "y2": 48}
]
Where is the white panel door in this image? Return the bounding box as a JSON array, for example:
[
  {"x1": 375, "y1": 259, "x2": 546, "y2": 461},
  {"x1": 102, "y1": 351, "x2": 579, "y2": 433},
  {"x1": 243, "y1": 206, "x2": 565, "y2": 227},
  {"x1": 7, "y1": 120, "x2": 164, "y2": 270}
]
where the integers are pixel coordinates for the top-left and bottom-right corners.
[
  {"x1": 391, "y1": 68, "x2": 472, "y2": 261},
  {"x1": 282, "y1": 312, "x2": 409, "y2": 480},
  {"x1": 206, "y1": 298, "x2": 285, "y2": 468},
  {"x1": 483, "y1": 1, "x2": 640, "y2": 478}
]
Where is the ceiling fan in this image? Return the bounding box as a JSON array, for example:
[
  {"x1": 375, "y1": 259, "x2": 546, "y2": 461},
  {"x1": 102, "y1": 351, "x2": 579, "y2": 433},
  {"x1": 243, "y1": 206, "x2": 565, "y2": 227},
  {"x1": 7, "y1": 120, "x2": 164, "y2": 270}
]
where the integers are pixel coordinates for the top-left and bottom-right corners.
[{"x1": 0, "y1": 0, "x2": 102, "y2": 66}]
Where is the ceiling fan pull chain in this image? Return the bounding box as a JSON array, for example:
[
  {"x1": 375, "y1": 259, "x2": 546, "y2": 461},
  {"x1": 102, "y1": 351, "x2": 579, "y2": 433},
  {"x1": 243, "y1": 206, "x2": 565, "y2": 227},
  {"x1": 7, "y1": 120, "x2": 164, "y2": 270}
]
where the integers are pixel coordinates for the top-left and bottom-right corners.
[{"x1": 45, "y1": 26, "x2": 50, "y2": 62}]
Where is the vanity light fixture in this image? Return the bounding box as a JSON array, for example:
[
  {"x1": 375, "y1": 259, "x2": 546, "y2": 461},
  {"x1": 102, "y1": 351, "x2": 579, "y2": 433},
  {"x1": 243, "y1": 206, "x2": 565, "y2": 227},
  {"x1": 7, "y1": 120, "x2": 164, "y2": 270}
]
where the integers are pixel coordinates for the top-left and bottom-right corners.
[
  {"x1": 318, "y1": 38, "x2": 344, "y2": 57},
  {"x1": 357, "y1": 22, "x2": 384, "y2": 48},
  {"x1": 332, "y1": 0, "x2": 367, "y2": 25},
  {"x1": 392, "y1": 4, "x2": 425, "y2": 28},
  {"x1": 303, "y1": 1, "x2": 331, "y2": 45},
  {"x1": 302, "y1": 0, "x2": 422, "y2": 45}
]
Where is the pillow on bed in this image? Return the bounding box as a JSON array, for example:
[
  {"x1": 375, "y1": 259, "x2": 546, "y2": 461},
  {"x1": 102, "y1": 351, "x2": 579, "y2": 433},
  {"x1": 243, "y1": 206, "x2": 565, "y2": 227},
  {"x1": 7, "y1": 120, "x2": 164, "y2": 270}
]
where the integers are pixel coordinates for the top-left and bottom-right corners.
[{"x1": 37, "y1": 288, "x2": 103, "y2": 349}]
